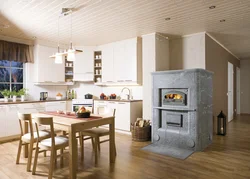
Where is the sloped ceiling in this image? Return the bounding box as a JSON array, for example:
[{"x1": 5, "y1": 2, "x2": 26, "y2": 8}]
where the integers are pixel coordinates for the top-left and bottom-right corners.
[{"x1": 0, "y1": 0, "x2": 250, "y2": 59}]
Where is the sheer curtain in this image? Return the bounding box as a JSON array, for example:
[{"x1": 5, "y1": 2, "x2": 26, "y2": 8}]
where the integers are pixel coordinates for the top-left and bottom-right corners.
[{"x1": 0, "y1": 40, "x2": 33, "y2": 63}]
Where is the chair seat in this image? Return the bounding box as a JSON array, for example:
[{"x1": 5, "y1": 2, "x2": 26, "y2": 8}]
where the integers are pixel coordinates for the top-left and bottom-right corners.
[
  {"x1": 82, "y1": 128, "x2": 109, "y2": 136},
  {"x1": 22, "y1": 130, "x2": 51, "y2": 142},
  {"x1": 40, "y1": 136, "x2": 69, "y2": 148}
]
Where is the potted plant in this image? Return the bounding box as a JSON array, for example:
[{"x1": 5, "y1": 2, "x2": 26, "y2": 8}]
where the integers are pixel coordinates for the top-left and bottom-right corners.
[
  {"x1": 0, "y1": 89, "x2": 11, "y2": 102},
  {"x1": 11, "y1": 90, "x2": 18, "y2": 102},
  {"x1": 18, "y1": 88, "x2": 28, "y2": 102}
]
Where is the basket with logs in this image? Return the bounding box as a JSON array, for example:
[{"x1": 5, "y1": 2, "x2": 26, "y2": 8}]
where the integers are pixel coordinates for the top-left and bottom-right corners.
[{"x1": 131, "y1": 118, "x2": 151, "y2": 142}]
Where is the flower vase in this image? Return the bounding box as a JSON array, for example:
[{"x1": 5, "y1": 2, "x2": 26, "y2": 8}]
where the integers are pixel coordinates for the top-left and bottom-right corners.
[
  {"x1": 13, "y1": 96, "x2": 17, "y2": 102},
  {"x1": 4, "y1": 96, "x2": 8, "y2": 102},
  {"x1": 21, "y1": 95, "x2": 25, "y2": 102}
]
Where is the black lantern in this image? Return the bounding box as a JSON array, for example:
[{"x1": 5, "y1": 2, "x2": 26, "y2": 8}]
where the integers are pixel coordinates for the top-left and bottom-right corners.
[{"x1": 217, "y1": 111, "x2": 226, "y2": 136}]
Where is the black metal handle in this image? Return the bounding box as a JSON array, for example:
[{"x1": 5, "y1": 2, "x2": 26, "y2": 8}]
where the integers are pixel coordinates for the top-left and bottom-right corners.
[{"x1": 167, "y1": 122, "x2": 181, "y2": 127}]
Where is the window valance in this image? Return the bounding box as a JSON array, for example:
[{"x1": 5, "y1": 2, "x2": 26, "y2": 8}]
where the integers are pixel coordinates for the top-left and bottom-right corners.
[{"x1": 0, "y1": 40, "x2": 33, "y2": 63}]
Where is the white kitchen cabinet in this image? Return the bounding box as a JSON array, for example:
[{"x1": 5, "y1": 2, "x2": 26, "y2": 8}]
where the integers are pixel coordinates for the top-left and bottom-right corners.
[
  {"x1": 94, "y1": 100, "x2": 142, "y2": 131},
  {"x1": 5, "y1": 105, "x2": 20, "y2": 136},
  {"x1": 66, "y1": 101, "x2": 72, "y2": 111},
  {"x1": 99, "y1": 37, "x2": 142, "y2": 85},
  {"x1": 73, "y1": 46, "x2": 95, "y2": 81},
  {"x1": 34, "y1": 45, "x2": 65, "y2": 83},
  {"x1": 45, "y1": 101, "x2": 66, "y2": 111},
  {"x1": 0, "y1": 105, "x2": 7, "y2": 138},
  {"x1": 101, "y1": 43, "x2": 114, "y2": 83},
  {"x1": 18, "y1": 103, "x2": 45, "y2": 113}
]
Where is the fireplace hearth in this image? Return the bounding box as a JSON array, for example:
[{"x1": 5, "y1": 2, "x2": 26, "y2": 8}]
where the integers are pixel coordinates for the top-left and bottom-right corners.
[{"x1": 143, "y1": 69, "x2": 213, "y2": 159}]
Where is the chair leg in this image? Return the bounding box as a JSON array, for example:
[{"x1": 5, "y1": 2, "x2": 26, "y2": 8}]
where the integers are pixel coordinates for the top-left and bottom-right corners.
[
  {"x1": 27, "y1": 141, "x2": 34, "y2": 172},
  {"x1": 32, "y1": 145, "x2": 39, "y2": 175},
  {"x1": 54, "y1": 150, "x2": 57, "y2": 167},
  {"x1": 91, "y1": 137, "x2": 95, "y2": 149},
  {"x1": 16, "y1": 139, "x2": 22, "y2": 164},
  {"x1": 60, "y1": 148, "x2": 64, "y2": 167},
  {"x1": 43, "y1": 151, "x2": 47, "y2": 157},
  {"x1": 114, "y1": 143, "x2": 117, "y2": 156},
  {"x1": 96, "y1": 137, "x2": 100, "y2": 152},
  {"x1": 48, "y1": 150, "x2": 55, "y2": 179},
  {"x1": 94, "y1": 136, "x2": 98, "y2": 165}
]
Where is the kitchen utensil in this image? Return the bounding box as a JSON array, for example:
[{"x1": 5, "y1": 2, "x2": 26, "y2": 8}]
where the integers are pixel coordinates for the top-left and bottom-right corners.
[{"x1": 85, "y1": 93, "x2": 93, "y2": 99}]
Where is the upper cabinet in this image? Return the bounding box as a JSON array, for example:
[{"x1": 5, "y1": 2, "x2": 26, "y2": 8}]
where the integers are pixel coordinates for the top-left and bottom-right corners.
[
  {"x1": 32, "y1": 45, "x2": 65, "y2": 83},
  {"x1": 100, "y1": 37, "x2": 142, "y2": 85},
  {"x1": 73, "y1": 46, "x2": 95, "y2": 81}
]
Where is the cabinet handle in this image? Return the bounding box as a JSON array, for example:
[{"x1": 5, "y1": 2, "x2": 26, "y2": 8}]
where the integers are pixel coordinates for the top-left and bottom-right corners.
[
  {"x1": 118, "y1": 102, "x2": 126, "y2": 104},
  {"x1": 57, "y1": 81, "x2": 65, "y2": 83},
  {"x1": 106, "y1": 81, "x2": 113, "y2": 82},
  {"x1": 108, "y1": 102, "x2": 115, "y2": 103},
  {"x1": 117, "y1": 80, "x2": 124, "y2": 82},
  {"x1": 124, "y1": 80, "x2": 133, "y2": 82},
  {"x1": 44, "y1": 81, "x2": 53, "y2": 82}
]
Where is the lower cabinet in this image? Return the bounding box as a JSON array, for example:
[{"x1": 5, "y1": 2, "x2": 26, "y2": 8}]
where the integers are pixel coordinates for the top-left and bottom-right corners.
[
  {"x1": 6, "y1": 105, "x2": 21, "y2": 136},
  {"x1": 45, "y1": 101, "x2": 66, "y2": 111},
  {"x1": 0, "y1": 105, "x2": 7, "y2": 138},
  {"x1": 94, "y1": 100, "x2": 142, "y2": 131}
]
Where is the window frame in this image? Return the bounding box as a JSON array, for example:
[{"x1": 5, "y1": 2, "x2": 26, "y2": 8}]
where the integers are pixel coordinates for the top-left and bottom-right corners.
[{"x1": 0, "y1": 60, "x2": 24, "y2": 93}]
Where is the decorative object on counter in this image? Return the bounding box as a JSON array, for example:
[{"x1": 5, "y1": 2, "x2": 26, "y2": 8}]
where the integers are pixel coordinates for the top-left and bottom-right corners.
[
  {"x1": 11, "y1": 90, "x2": 18, "y2": 102},
  {"x1": 76, "y1": 106, "x2": 91, "y2": 118},
  {"x1": 18, "y1": 88, "x2": 28, "y2": 102},
  {"x1": 100, "y1": 93, "x2": 107, "y2": 100},
  {"x1": 0, "y1": 89, "x2": 11, "y2": 102},
  {"x1": 110, "y1": 93, "x2": 116, "y2": 99},
  {"x1": 56, "y1": 93, "x2": 63, "y2": 100},
  {"x1": 85, "y1": 93, "x2": 93, "y2": 99},
  {"x1": 40, "y1": 92, "x2": 48, "y2": 101},
  {"x1": 217, "y1": 111, "x2": 227, "y2": 136},
  {"x1": 131, "y1": 118, "x2": 151, "y2": 142}
]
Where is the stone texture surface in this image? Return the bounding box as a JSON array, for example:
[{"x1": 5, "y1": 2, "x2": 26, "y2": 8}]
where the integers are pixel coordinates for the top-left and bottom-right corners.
[{"x1": 143, "y1": 69, "x2": 213, "y2": 159}]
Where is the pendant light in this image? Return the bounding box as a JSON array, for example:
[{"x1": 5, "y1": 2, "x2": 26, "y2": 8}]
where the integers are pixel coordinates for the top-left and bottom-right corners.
[
  {"x1": 67, "y1": 11, "x2": 75, "y2": 62},
  {"x1": 54, "y1": 16, "x2": 63, "y2": 64}
]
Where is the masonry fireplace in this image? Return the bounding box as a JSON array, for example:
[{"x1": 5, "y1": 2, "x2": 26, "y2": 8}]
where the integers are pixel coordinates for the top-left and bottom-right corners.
[{"x1": 143, "y1": 69, "x2": 213, "y2": 159}]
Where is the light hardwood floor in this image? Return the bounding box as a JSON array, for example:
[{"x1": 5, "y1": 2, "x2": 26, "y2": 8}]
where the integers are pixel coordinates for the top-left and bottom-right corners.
[{"x1": 0, "y1": 115, "x2": 250, "y2": 179}]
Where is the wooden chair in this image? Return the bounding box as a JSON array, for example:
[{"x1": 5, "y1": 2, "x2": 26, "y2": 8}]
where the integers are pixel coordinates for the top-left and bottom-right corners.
[
  {"x1": 32, "y1": 117, "x2": 69, "y2": 179},
  {"x1": 16, "y1": 113, "x2": 51, "y2": 172},
  {"x1": 80, "y1": 108, "x2": 116, "y2": 164}
]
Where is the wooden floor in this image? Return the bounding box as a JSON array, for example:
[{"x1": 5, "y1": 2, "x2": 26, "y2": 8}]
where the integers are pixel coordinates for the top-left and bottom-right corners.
[{"x1": 0, "y1": 115, "x2": 250, "y2": 179}]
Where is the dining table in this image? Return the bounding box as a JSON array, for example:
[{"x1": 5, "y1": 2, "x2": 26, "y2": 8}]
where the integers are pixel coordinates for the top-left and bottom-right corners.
[{"x1": 23, "y1": 112, "x2": 116, "y2": 179}]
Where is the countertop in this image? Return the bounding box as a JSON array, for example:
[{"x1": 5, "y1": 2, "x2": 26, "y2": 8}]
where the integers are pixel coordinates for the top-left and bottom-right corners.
[
  {"x1": 94, "y1": 99, "x2": 142, "y2": 103},
  {"x1": 0, "y1": 99, "x2": 72, "y2": 105}
]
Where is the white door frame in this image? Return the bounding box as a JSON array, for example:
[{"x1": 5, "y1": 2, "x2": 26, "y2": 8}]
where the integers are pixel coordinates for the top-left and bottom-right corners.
[
  {"x1": 228, "y1": 62, "x2": 234, "y2": 122},
  {"x1": 236, "y1": 67, "x2": 240, "y2": 115}
]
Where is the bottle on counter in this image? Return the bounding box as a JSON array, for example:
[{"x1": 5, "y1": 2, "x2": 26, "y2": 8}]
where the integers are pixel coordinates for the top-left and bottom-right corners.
[
  {"x1": 72, "y1": 90, "x2": 75, "y2": 99},
  {"x1": 68, "y1": 90, "x2": 72, "y2": 100}
]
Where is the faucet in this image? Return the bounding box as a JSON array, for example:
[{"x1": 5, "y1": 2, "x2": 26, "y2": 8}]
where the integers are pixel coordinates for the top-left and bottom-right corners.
[{"x1": 121, "y1": 87, "x2": 131, "y2": 100}]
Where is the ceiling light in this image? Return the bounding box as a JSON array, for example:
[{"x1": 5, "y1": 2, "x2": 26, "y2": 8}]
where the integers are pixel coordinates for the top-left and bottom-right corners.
[
  {"x1": 209, "y1": 6, "x2": 216, "y2": 9},
  {"x1": 55, "y1": 52, "x2": 64, "y2": 64},
  {"x1": 220, "y1": 19, "x2": 226, "y2": 22},
  {"x1": 165, "y1": 17, "x2": 171, "y2": 21}
]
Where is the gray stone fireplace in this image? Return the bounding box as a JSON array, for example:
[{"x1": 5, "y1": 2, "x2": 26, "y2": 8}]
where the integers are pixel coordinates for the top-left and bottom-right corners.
[{"x1": 143, "y1": 69, "x2": 213, "y2": 159}]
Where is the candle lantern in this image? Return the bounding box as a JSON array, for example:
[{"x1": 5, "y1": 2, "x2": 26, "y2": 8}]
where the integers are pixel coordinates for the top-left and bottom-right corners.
[{"x1": 217, "y1": 111, "x2": 226, "y2": 136}]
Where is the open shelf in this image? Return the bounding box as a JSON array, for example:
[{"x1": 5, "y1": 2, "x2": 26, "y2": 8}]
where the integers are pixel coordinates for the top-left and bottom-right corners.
[{"x1": 94, "y1": 51, "x2": 102, "y2": 83}]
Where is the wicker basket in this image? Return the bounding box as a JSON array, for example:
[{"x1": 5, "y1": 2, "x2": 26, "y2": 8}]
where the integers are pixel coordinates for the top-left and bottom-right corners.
[{"x1": 131, "y1": 125, "x2": 151, "y2": 142}]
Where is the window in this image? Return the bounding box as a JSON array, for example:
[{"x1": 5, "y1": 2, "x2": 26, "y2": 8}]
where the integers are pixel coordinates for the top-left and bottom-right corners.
[{"x1": 0, "y1": 60, "x2": 24, "y2": 98}]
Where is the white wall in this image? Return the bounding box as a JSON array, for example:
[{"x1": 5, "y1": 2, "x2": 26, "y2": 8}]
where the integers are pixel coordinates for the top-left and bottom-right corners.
[
  {"x1": 240, "y1": 59, "x2": 250, "y2": 114},
  {"x1": 170, "y1": 33, "x2": 206, "y2": 70},
  {"x1": 142, "y1": 33, "x2": 169, "y2": 120}
]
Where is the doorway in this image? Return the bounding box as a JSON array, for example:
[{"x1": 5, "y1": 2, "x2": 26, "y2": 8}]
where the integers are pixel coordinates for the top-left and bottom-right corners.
[
  {"x1": 228, "y1": 62, "x2": 234, "y2": 122},
  {"x1": 236, "y1": 67, "x2": 240, "y2": 115}
]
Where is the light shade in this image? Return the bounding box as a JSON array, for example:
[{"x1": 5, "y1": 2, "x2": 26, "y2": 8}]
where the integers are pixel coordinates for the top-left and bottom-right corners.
[
  {"x1": 55, "y1": 53, "x2": 63, "y2": 64},
  {"x1": 67, "y1": 49, "x2": 76, "y2": 61}
]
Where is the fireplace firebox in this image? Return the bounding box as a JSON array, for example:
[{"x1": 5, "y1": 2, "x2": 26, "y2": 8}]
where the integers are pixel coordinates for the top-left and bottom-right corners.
[{"x1": 162, "y1": 89, "x2": 187, "y2": 106}]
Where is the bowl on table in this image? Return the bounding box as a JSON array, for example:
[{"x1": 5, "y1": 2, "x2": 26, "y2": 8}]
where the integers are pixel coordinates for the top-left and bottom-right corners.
[{"x1": 76, "y1": 112, "x2": 91, "y2": 118}]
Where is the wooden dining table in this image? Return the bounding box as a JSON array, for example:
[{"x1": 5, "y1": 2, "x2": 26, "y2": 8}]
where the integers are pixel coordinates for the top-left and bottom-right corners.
[{"x1": 23, "y1": 112, "x2": 116, "y2": 179}]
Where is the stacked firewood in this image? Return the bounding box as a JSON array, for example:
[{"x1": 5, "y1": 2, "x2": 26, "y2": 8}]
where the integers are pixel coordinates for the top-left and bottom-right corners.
[{"x1": 133, "y1": 118, "x2": 151, "y2": 127}]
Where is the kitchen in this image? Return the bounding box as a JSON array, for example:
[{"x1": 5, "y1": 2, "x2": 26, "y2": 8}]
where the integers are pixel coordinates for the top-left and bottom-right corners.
[{"x1": 1, "y1": 1, "x2": 250, "y2": 179}]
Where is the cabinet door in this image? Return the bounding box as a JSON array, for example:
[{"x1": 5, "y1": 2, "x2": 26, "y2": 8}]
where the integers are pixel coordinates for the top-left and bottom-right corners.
[
  {"x1": 93, "y1": 101, "x2": 108, "y2": 114},
  {"x1": 115, "y1": 102, "x2": 131, "y2": 131},
  {"x1": 113, "y1": 41, "x2": 125, "y2": 82},
  {"x1": 124, "y1": 39, "x2": 137, "y2": 82},
  {"x1": 74, "y1": 47, "x2": 95, "y2": 81},
  {"x1": 45, "y1": 102, "x2": 66, "y2": 111},
  {"x1": 101, "y1": 44, "x2": 114, "y2": 82},
  {"x1": 0, "y1": 105, "x2": 7, "y2": 137},
  {"x1": 6, "y1": 105, "x2": 20, "y2": 136},
  {"x1": 36, "y1": 45, "x2": 65, "y2": 82}
]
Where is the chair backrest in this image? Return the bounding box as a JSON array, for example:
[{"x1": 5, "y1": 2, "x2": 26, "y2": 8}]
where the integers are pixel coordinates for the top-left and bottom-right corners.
[
  {"x1": 33, "y1": 117, "x2": 55, "y2": 148},
  {"x1": 17, "y1": 112, "x2": 33, "y2": 137}
]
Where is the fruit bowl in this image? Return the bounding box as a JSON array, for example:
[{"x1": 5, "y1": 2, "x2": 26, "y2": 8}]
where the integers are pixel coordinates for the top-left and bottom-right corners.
[{"x1": 76, "y1": 112, "x2": 91, "y2": 118}]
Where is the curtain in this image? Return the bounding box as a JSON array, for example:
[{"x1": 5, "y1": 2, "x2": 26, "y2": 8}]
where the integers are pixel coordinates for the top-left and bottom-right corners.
[{"x1": 0, "y1": 40, "x2": 34, "y2": 63}]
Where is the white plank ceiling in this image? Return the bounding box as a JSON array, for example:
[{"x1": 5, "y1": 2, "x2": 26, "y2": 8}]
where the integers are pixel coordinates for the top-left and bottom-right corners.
[{"x1": 0, "y1": 0, "x2": 250, "y2": 59}]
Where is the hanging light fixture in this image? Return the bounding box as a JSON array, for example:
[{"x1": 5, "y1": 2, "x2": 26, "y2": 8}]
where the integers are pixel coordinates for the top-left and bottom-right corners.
[
  {"x1": 67, "y1": 10, "x2": 75, "y2": 62},
  {"x1": 52, "y1": 16, "x2": 63, "y2": 64}
]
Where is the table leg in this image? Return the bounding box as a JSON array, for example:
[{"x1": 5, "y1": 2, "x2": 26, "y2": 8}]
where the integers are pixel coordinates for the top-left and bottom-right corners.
[
  {"x1": 109, "y1": 118, "x2": 115, "y2": 163},
  {"x1": 69, "y1": 126, "x2": 77, "y2": 179},
  {"x1": 23, "y1": 122, "x2": 28, "y2": 158}
]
